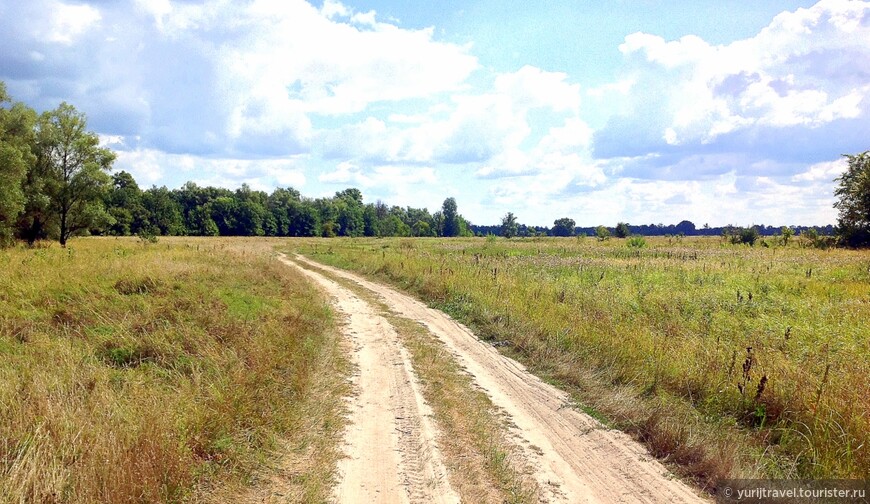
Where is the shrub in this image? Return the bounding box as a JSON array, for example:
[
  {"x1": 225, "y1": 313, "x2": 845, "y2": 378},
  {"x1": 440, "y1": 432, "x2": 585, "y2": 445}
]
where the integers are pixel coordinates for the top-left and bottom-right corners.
[
  {"x1": 627, "y1": 236, "x2": 647, "y2": 248},
  {"x1": 739, "y1": 227, "x2": 759, "y2": 246}
]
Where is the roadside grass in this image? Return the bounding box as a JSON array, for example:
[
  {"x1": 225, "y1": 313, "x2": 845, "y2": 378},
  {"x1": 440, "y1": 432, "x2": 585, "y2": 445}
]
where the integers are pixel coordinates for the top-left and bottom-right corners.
[
  {"x1": 290, "y1": 257, "x2": 540, "y2": 503},
  {"x1": 0, "y1": 237, "x2": 348, "y2": 503},
  {"x1": 293, "y1": 236, "x2": 870, "y2": 487}
]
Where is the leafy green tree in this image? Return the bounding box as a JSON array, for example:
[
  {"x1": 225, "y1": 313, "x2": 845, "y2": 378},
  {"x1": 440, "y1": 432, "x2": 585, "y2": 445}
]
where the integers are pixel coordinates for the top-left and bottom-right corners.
[
  {"x1": 595, "y1": 225, "x2": 611, "y2": 241},
  {"x1": 188, "y1": 203, "x2": 219, "y2": 236},
  {"x1": 674, "y1": 220, "x2": 696, "y2": 235},
  {"x1": 232, "y1": 184, "x2": 268, "y2": 236},
  {"x1": 441, "y1": 197, "x2": 460, "y2": 237},
  {"x1": 432, "y1": 211, "x2": 444, "y2": 236},
  {"x1": 105, "y1": 171, "x2": 148, "y2": 235},
  {"x1": 412, "y1": 220, "x2": 431, "y2": 237},
  {"x1": 362, "y1": 204, "x2": 378, "y2": 236},
  {"x1": 267, "y1": 187, "x2": 302, "y2": 236},
  {"x1": 292, "y1": 203, "x2": 320, "y2": 237},
  {"x1": 210, "y1": 196, "x2": 237, "y2": 236},
  {"x1": 834, "y1": 151, "x2": 870, "y2": 247},
  {"x1": 313, "y1": 198, "x2": 337, "y2": 232},
  {"x1": 379, "y1": 215, "x2": 411, "y2": 237},
  {"x1": 501, "y1": 212, "x2": 518, "y2": 238},
  {"x1": 335, "y1": 199, "x2": 364, "y2": 237},
  {"x1": 406, "y1": 207, "x2": 433, "y2": 233},
  {"x1": 0, "y1": 83, "x2": 36, "y2": 246},
  {"x1": 321, "y1": 220, "x2": 337, "y2": 237},
  {"x1": 32, "y1": 103, "x2": 115, "y2": 246},
  {"x1": 780, "y1": 226, "x2": 795, "y2": 246},
  {"x1": 742, "y1": 227, "x2": 760, "y2": 246},
  {"x1": 174, "y1": 182, "x2": 232, "y2": 235},
  {"x1": 235, "y1": 200, "x2": 267, "y2": 236},
  {"x1": 615, "y1": 222, "x2": 631, "y2": 238},
  {"x1": 552, "y1": 217, "x2": 575, "y2": 237},
  {"x1": 16, "y1": 155, "x2": 54, "y2": 244},
  {"x1": 143, "y1": 186, "x2": 184, "y2": 236}
]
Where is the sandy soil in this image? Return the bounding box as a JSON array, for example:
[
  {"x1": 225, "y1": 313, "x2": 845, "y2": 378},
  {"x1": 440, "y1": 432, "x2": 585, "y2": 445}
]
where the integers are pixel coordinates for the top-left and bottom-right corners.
[
  {"x1": 282, "y1": 254, "x2": 707, "y2": 504},
  {"x1": 278, "y1": 255, "x2": 460, "y2": 504}
]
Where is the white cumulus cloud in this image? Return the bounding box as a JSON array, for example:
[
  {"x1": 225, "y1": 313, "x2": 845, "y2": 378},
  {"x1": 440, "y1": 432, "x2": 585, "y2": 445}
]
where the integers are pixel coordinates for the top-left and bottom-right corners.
[{"x1": 620, "y1": 0, "x2": 869, "y2": 145}]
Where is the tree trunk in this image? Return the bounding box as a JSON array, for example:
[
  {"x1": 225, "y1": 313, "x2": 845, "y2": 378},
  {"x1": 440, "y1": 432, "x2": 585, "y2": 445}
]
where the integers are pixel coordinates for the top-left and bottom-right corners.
[{"x1": 59, "y1": 208, "x2": 67, "y2": 248}]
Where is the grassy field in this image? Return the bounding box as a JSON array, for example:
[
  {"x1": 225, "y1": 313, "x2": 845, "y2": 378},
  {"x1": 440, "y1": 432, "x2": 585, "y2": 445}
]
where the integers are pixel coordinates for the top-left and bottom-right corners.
[
  {"x1": 0, "y1": 237, "x2": 348, "y2": 503},
  {"x1": 293, "y1": 235, "x2": 869, "y2": 485}
]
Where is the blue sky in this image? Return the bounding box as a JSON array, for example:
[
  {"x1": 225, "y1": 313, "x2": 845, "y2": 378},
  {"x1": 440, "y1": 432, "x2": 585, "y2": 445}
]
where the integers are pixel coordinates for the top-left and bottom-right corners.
[{"x1": 1, "y1": 0, "x2": 867, "y2": 226}]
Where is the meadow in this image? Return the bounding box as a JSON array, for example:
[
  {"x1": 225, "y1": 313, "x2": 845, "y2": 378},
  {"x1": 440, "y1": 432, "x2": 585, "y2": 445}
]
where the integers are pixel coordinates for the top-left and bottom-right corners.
[
  {"x1": 294, "y1": 235, "x2": 869, "y2": 485},
  {"x1": 0, "y1": 237, "x2": 348, "y2": 503}
]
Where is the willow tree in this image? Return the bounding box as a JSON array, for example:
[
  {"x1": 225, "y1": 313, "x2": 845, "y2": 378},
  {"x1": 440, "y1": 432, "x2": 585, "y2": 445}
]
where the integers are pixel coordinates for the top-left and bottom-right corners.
[
  {"x1": 34, "y1": 103, "x2": 115, "y2": 246},
  {"x1": 834, "y1": 151, "x2": 870, "y2": 247},
  {"x1": 0, "y1": 83, "x2": 36, "y2": 246}
]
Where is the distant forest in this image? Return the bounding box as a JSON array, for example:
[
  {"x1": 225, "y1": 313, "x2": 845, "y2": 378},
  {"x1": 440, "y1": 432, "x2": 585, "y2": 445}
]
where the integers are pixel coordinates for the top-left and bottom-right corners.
[
  {"x1": 471, "y1": 222, "x2": 835, "y2": 239},
  {"x1": 87, "y1": 171, "x2": 836, "y2": 240}
]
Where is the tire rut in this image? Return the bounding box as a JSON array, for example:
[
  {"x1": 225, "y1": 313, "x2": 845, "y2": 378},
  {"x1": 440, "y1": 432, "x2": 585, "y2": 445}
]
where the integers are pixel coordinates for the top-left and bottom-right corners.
[{"x1": 278, "y1": 255, "x2": 459, "y2": 504}]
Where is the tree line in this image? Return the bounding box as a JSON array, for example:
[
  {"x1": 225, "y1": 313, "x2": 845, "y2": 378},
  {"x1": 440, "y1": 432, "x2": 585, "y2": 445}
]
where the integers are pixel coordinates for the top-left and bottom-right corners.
[
  {"x1": 476, "y1": 218, "x2": 836, "y2": 240},
  {"x1": 102, "y1": 180, "x2": 475, "y2": 240}
]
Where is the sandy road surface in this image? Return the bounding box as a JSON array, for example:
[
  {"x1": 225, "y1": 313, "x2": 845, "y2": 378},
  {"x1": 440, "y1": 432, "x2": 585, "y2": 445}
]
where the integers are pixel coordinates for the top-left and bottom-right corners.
[
  {"x1": 285, "y1": 254, "x2": 707, "y2": 504},
  {"x1": 278, "y1": 255, "x2": 460, "y2": 504}
]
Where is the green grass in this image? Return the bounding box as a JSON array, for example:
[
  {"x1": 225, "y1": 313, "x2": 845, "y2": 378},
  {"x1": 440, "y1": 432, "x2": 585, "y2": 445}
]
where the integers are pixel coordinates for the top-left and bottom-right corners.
[
  {"x1": 293, "y1": 236, "x2": 870, "y2": 485},
  {"x1": 0, "y1": 237, "x2": 349, "y2": 503}
]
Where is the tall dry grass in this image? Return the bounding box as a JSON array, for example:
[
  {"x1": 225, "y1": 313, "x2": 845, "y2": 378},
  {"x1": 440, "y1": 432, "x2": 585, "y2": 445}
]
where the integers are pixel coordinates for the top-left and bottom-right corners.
[
  {"x1": 295, "y1": 236, "x2": 869, "y2": 486},
  {"x1": 0, "y1": 237, "x2": 347, "y2": 503}
]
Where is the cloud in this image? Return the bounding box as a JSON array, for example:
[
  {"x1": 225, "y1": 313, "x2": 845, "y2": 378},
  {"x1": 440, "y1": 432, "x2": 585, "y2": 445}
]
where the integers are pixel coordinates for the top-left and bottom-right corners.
[
  {"x1": 319, "y1": 65, "x2": 588, "y2": 174},
  {"x1": 0, "y1": 0, "x2": 478, "y2": 159},
  {"x1": 319, "y1": 161, "x2": 372, "y2": 187},
  {"x1": 46, "y1": 1, "x2": 102, "y2": 44},
  {"x1": 493, "y1": 65, "x2": 580, "y2": 113},
  {"x1": 114, "y1": 148, "x2": 306, "y2": 191},
  {"x1": 791, "y1": 157, "x2": 847, "y2": 182},
  {"x1": 319, "y1": 161, "x2": 437, "y2": 188},
  {"x1": 594, "y1": 0, "x2": 870, "y2": 165}
]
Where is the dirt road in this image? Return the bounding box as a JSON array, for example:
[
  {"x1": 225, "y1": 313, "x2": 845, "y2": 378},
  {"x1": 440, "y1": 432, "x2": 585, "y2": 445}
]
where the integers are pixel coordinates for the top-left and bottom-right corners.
[
  {"x1": 280, "y1": 254, "x2": 706, "y2": 504},
  {"x1": 278, "y1": 255, "x2": 459, "y2": 504}
]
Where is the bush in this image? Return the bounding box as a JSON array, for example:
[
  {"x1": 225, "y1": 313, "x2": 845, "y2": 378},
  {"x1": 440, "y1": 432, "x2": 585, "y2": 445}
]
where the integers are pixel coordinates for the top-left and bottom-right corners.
[
  {"x1": 740, "y1": 227, "x2": 759, "y2": 246},
  {"x1": 727, "y1": 227, "x2": 759, "y2": 246},
  {"x1": 627, "y1": 236, "x2": 647, "y2": 248},
  {"x1": 780, "y1": 226, "x2": 795, "y2": 246},
  {"x1": 801, "y1": 228, "x2": 836, "y2": 249}
]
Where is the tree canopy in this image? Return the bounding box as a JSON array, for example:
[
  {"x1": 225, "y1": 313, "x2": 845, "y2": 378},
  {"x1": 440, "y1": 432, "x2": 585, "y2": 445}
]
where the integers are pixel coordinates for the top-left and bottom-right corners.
[
  {"x1": 834, "y1": 151, "x2": 870, "y2": 247},
  {"x1": 35, "y1": 103, "x2": 116, "y2": 246},
  {"x1": 0, "y1": 83, "x2": 35, "y2": 245},
  {"x1": 500, "y1": 212, "x2": 518, "y2": 238},
  {"x1": 552, "y1": 217, "x2": 575, "y2": 237}
]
